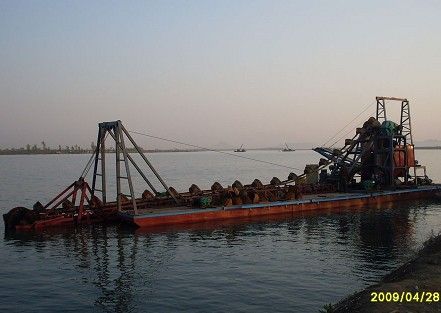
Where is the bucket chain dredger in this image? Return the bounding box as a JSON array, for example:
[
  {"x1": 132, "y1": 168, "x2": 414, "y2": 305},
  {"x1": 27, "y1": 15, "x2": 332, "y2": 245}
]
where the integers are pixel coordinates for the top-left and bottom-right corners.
[{"x1": 3, "y1": 97, "x2": 439, "y2": 232}]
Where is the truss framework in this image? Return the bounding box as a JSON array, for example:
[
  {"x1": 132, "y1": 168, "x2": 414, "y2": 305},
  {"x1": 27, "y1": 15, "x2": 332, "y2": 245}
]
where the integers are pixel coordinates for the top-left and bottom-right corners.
[{"x1": 91, "y1": 120, "x2": 178, "y2": 214}]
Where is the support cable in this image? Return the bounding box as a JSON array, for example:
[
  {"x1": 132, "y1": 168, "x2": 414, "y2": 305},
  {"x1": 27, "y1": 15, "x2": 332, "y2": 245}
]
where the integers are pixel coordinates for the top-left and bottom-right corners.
[
  {"x1": 80, "y1": 133, "x2": 109, "y2": 178},
  {"x1": 328, "y1": 110, "x2": 376, "y2": 148},
  {"x1": 321, "y1": 101, "x2": 375, "y2": 147},
  {"x1": 79, "y1": 102, "x2": 376, "y2": 180},
  {"x1": 128, "y1": 130, "x2": 303, "y2": 172}
]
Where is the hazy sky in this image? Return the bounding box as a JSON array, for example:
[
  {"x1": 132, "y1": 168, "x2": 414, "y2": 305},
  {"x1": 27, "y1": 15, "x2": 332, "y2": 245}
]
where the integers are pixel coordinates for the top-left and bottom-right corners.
[{"x1": 1, "y1": 0, "x2": 440, "y2": 149}]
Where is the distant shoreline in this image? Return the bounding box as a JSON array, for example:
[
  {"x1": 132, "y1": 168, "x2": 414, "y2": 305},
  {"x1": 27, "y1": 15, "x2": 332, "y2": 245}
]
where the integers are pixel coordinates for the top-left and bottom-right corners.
[
  {"x1": 0, "y1": 146, "x2": 438, "y2": 156},
  {"x1": 415, "y1": 146, "x2": 441, "y2": 150},
  {"x1": 0, "y1": 149, "x2": 205, "y2": 155}
]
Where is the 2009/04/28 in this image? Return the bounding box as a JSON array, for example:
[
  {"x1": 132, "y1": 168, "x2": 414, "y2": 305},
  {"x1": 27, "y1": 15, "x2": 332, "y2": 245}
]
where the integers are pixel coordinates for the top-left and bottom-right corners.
[{"x1": 371, "y1": 291, "x2": 440, "y2": 303}]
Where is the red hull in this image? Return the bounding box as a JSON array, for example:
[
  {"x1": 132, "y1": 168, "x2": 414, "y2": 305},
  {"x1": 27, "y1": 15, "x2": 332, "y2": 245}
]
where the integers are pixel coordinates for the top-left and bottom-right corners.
[
  {"x1": 12, "y1": 186, "x2": 441, "y2": 231},
  {"x1": 126, "y1": 186, "x2": 440, "y2": 228},
  {"x1": 14, "y1": 209, "x2": 119, "y2": 231}
]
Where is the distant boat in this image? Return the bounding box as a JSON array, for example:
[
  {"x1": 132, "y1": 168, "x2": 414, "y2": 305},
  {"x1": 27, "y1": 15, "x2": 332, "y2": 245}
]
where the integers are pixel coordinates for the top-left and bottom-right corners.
[
  {"x1": 234, "y1": 144, "x2": 246, "y2": 152},
  {"x1": 281, "y1": 143, "x2": 294, "y2": 152}
]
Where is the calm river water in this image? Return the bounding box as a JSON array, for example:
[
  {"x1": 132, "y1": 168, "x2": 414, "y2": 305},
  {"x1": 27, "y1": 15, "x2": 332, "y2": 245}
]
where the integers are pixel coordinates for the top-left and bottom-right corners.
[{"x1": 1, "y1": 150, "x2": 441, "y2": 312}]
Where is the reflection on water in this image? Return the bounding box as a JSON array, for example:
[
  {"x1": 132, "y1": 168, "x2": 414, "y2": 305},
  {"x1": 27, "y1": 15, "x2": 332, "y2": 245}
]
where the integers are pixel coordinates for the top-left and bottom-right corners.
[{"x1": 3, "y1": 200, "x2": 441, "y2": 313}]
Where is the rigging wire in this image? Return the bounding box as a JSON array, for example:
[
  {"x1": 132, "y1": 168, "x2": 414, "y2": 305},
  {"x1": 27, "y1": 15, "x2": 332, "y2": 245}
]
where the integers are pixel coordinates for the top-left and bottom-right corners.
[
  {"x1": 128, "y1": 130, "x2": 303, "y2": 172},
  {"x1": 80, "y1": 133, "x2": 109, "y2": 178},
  {"x1": 321, "y1": 101, "x2": 375, "y2": 147},
  {"x1": 328, "y1": 110, "x2": 377, "y2": 148},
  {"x1": 80, "y1": 151, "x2": 96, "y2": 178},
  {"x1": 78, "y1": 101, "x2": 378, "y2": 177}
]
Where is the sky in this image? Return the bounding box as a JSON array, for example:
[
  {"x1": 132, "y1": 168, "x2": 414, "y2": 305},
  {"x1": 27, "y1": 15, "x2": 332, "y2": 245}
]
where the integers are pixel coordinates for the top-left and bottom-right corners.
[{"x1": 1, "y1": 0, "x2": 440, "y2": 149}]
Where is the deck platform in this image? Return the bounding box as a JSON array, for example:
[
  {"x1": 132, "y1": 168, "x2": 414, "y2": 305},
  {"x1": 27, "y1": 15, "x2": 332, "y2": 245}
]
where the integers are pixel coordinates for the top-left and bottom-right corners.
[{"x1": 119, "y1": 185, "x2": 441, "y2": 228}]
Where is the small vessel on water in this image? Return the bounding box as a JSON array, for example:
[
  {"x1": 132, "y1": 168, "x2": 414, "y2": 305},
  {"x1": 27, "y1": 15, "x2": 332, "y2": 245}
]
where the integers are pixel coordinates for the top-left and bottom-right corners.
[
  {"x1": 234, "y1": 144, "x2": 246, "y2": 152},
  {"x1": 3, "y1": 97, "x2": 440, "y2": 232},
  {"x1": 282, "y1": 143, "x2": 294, "y2": 152}
]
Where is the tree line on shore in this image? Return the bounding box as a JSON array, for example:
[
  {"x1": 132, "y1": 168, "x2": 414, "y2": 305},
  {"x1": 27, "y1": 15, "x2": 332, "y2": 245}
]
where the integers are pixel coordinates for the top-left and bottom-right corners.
[
  {"x1": 0, "y1": 141, "x2": 203, "y2": 155},
  {"x1": 0, "y1": 141, "x2": 99, "y2": 155}
]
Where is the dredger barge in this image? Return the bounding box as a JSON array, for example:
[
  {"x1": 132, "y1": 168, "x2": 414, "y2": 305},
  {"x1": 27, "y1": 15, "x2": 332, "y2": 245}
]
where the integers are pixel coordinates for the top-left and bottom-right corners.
[{"x1": 4, "y1": 97, "x2": 440, "y2": 232}]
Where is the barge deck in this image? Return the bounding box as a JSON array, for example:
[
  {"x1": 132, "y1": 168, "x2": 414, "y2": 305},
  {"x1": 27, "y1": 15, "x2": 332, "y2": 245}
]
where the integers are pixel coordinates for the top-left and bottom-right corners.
[{"x1": 119, "y1": 186, "x2": 441, "y2": 228}]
